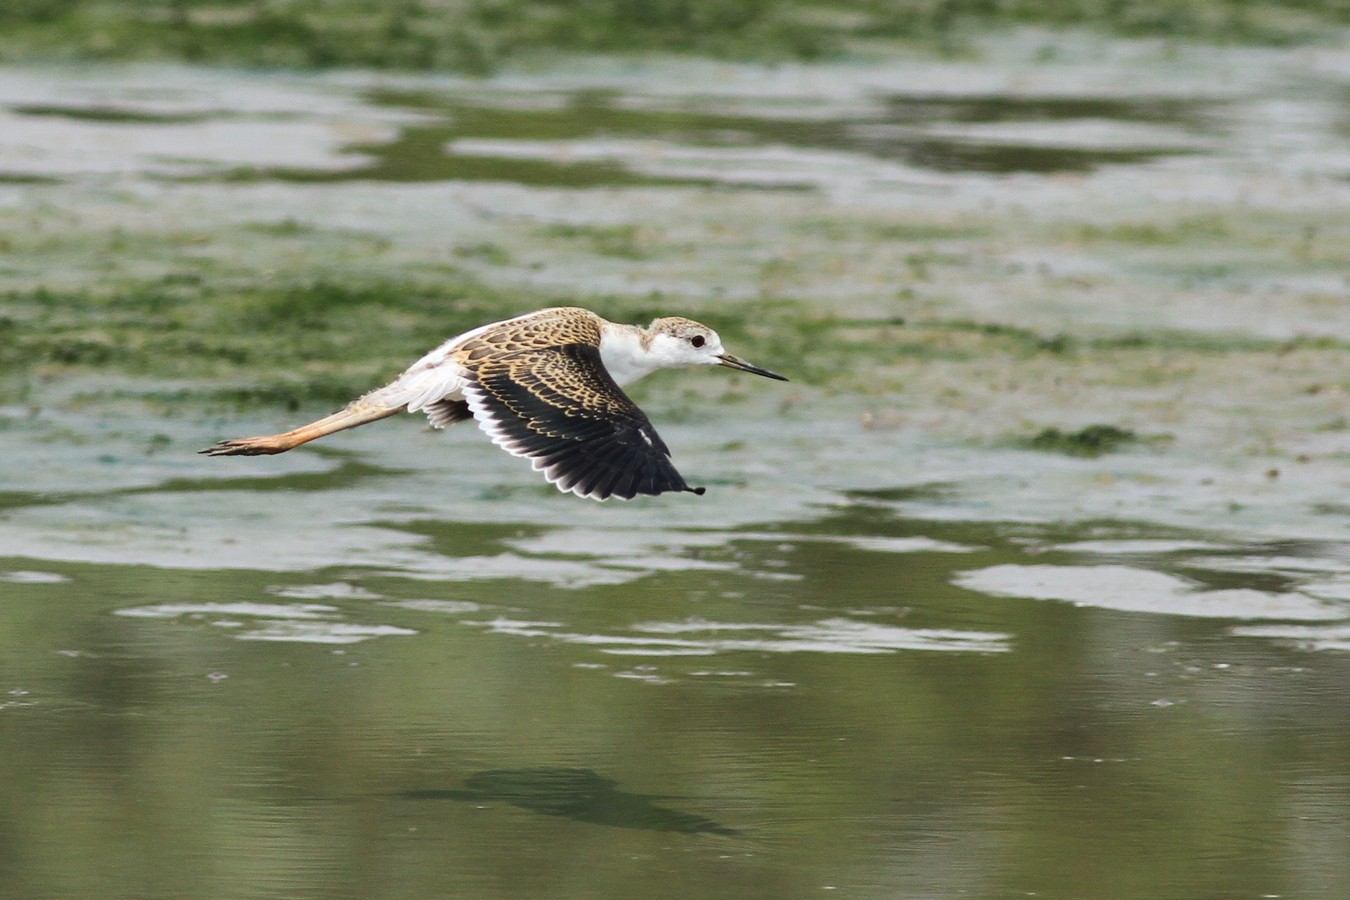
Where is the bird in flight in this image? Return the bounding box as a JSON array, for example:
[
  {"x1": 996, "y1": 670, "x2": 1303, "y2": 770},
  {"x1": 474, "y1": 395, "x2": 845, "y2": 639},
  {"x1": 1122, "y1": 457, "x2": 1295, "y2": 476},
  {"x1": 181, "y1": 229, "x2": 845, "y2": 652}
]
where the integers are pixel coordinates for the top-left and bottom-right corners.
[{"x1": 201, "y1": 306, "x2": 787, "y2": 501}]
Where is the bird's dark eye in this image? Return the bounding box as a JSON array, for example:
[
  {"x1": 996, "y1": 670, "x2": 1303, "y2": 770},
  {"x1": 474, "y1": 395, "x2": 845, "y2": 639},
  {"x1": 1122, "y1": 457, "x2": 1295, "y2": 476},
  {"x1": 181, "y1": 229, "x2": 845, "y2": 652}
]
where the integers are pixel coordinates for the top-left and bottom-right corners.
[{"x1": 690, "y1": 335, "x2": 706, "y2": 348}]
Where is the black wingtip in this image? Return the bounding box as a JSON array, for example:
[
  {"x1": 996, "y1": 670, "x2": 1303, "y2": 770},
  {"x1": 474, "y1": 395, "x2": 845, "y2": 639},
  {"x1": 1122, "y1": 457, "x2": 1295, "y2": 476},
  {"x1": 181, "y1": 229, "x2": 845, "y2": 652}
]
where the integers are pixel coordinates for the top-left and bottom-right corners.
[{"x1": 689, "y1": 486, "x2": 707, "y2": 496}]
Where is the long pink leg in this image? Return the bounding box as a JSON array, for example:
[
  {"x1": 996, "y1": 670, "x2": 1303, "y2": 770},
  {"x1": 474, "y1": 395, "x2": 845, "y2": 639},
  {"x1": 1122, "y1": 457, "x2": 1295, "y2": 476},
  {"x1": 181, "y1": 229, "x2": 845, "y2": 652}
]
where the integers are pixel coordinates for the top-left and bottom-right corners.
[{"x1": 200, "y1": 399, "x2": 403, "y2": 456}]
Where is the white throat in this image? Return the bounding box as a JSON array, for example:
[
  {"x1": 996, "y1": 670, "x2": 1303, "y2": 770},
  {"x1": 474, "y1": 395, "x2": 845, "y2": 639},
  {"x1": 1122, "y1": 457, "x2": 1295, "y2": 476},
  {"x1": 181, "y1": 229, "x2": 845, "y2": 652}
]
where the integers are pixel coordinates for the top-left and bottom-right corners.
[{"x1": 597, "y1": 324, "x2": 660, "y2": 386}]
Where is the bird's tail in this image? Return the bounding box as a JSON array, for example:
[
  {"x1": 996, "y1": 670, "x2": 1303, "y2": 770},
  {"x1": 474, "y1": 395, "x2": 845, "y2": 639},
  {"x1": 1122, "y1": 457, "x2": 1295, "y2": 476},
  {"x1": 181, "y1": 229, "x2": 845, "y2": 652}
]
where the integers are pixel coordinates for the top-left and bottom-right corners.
[{"x1": 199, "y1": 397, "x2": 404, "y2": 456}]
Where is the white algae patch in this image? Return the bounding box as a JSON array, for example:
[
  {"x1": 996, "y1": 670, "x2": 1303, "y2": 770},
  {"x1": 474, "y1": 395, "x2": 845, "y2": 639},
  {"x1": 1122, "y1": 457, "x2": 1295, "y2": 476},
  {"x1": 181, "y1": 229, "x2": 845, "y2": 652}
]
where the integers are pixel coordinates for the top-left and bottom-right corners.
[
  {"x1": 1185, "y1": 556, "x2": 1350, "y2": 577},
  {"x1": 113, "y1": 600, "x2": 415, "y2": 643},
  {"x1": 1051, "y1": 540, "x2": 1231, "y2": 555},
  {"x1": 954, "y1": 564, "x2": 1346, "y2": 621},
  {"x1": 115, "y1": 601, "x2": 338, "y2": 620},
  {"x1": 234, "y1": 622, "x2": 417, "y2": 644},
  {"x1": 0, "y1": 67, "x2": 412, "y2": 179},
  {"x1": 830, "y1": 536, "x2": 980, "y2": 554},
  {"x1": 0, "y1": 570, "x2": 70, "y2": 584},
  {"x1": 1302, "y1": 580, "x2": 1350, "y2": 602},
  {"x1": 382, "y1": 599, "x2": 482, "y2": 614},
  {"x1": 1230, "y1": 623, "x2": 1350, "y2": 652},
  {"x1": 474, "y1": 616, "x2": 1010, "y2": 657},
  {"x1": 269, "y1": 582, "x2": 385, "y2": 600}
]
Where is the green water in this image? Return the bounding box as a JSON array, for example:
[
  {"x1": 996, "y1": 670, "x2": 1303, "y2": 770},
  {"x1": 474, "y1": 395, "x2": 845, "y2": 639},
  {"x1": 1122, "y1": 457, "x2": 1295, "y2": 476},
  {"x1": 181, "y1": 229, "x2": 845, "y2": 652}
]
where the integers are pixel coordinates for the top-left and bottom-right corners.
[
  {"x1": 4, "y1": 497, "x2": 1346, "y2": 898},
  {"x1": 2, "y1": 33, "x2": 1350, "y2": 898}
]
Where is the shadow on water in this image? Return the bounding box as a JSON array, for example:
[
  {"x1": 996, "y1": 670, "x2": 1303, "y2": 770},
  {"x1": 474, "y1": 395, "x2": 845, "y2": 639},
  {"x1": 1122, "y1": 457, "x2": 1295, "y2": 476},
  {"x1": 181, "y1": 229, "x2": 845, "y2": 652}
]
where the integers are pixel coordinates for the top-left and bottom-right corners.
[{"x1": 404, "y1": 768, "x2": 738, "y2": 835}]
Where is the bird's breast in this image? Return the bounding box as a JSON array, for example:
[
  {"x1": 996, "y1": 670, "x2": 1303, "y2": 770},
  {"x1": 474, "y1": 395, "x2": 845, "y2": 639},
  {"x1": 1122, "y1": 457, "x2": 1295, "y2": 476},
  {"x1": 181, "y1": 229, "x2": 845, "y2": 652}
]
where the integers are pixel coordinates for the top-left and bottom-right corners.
[{"x1": 597, "y1": 329, "x2": 657, "y2": 386}]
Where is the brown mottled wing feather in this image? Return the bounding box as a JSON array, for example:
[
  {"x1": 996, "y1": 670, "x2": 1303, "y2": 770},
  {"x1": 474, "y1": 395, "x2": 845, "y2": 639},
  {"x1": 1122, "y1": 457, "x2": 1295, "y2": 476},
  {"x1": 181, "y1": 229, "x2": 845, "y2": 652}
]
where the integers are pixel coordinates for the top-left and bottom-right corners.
[{"x1": 463, "y1": 343, "x2": 703, "y2": 501}]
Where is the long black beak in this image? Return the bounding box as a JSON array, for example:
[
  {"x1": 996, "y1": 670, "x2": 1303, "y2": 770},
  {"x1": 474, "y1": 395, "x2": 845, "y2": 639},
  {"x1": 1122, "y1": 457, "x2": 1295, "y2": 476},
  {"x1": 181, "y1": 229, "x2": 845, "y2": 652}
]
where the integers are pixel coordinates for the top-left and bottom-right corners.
[{"x1": 717, "y1": 354, "x2": 788, "y2": 382}]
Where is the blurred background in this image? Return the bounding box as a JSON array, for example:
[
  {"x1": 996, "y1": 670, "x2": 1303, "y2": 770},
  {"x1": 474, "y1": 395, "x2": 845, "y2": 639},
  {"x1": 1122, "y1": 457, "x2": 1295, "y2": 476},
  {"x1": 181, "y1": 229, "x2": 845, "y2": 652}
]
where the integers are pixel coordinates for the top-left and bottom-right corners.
[
  {"x1": 1, "y1": 3, "x2": 1348, "y2": 898},
  {"x1": 2, "y1": 0, "x2": 1347, "y2": 68}
]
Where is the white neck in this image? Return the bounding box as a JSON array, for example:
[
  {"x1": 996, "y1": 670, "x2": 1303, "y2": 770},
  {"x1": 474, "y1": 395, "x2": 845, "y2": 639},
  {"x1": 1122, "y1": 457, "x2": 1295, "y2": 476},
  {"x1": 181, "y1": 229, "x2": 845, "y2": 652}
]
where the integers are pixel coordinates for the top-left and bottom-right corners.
[{"x1": 598, "y1": 323, "x2": 660, "y2": 386}]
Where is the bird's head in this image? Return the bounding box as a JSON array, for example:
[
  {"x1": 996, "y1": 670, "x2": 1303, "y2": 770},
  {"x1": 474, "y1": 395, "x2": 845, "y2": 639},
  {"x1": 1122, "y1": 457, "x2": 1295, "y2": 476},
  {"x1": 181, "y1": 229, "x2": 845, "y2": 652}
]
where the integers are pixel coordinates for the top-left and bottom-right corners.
[{"x1": 646, "y1": 317, "x2": 788, "y2": 381}]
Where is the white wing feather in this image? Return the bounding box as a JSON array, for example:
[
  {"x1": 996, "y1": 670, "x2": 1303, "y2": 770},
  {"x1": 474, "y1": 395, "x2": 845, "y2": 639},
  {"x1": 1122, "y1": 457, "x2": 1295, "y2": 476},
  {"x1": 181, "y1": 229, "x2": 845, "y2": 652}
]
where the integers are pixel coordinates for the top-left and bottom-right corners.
[
  {"x1": 390, "y1": 318, "x2": 514, "y2": 413},
  {"x1": 342, "y1": 346, "x2": 467, "y2": 415}
]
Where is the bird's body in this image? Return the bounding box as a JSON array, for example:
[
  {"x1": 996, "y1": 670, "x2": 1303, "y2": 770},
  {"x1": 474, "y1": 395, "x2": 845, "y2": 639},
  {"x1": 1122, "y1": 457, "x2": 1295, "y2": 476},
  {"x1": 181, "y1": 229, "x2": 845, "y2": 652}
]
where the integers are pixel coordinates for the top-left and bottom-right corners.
[{"x1": 201, "y1": 307, "x2": 786, "y2": 501}]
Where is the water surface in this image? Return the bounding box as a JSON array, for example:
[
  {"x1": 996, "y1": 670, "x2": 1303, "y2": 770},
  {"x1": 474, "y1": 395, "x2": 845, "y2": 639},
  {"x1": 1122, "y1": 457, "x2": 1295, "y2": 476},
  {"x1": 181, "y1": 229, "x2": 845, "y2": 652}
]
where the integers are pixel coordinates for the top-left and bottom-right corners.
[{"x1": 1, "y1": 33, "x2": 1349, "y2": 898}]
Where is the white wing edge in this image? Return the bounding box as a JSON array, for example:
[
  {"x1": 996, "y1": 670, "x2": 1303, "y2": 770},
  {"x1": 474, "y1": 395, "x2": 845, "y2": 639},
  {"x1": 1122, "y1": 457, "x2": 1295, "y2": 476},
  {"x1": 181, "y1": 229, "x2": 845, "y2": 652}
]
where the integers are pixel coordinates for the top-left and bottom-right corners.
[{"x1": 462, "y1": 383, "x2": 620, "y2": 502}]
